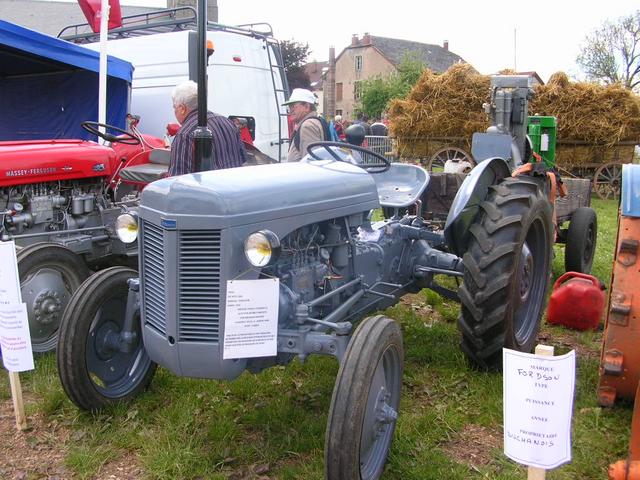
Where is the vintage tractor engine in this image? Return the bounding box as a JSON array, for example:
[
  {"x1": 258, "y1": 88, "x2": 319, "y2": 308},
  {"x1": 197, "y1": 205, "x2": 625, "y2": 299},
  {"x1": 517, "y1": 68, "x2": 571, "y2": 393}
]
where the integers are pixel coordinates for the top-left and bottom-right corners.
[
  {"x1": 1, "y1": 178, "x2": 130, "y2": 255},
  {"x1": 0, "y1": 139, "x2": 138, "y2": 256}
]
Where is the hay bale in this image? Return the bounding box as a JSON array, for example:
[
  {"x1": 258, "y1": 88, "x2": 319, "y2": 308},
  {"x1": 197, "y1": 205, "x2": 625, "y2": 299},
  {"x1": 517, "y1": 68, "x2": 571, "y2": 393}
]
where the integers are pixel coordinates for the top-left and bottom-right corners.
[
  {"x1": 388, "y1": 64, "x2": 490, "y2": 158},
  {"x1": 531, "y1": 72, "x2": 640, "y2": 146}
]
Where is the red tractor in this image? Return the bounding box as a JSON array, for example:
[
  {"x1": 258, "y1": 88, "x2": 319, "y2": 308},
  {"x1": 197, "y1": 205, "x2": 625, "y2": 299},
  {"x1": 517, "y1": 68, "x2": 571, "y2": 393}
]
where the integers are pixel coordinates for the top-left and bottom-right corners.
[{"x1": 0, "y1": 121, "x2": 166, "y2": 352}]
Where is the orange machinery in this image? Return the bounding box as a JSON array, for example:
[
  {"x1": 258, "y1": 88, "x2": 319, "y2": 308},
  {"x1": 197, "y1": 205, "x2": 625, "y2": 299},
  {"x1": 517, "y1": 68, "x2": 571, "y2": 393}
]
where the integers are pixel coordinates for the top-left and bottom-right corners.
[{"x1": 599, "y1": 164, "x2": 640, "y2": 480}]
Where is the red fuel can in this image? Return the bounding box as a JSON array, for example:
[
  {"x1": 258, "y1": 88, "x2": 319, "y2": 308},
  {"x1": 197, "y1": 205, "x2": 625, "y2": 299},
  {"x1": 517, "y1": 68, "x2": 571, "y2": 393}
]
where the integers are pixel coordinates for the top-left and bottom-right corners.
[{"x1": 547, "y1": 272, "x2": 606, "y2": 330}]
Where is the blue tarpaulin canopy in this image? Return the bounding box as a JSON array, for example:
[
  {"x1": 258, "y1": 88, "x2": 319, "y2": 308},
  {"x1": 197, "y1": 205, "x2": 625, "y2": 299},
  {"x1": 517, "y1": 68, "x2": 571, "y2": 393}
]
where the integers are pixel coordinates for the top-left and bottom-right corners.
[{"x1": 0, "y1": 19, "x2": 134, "y2": 140}]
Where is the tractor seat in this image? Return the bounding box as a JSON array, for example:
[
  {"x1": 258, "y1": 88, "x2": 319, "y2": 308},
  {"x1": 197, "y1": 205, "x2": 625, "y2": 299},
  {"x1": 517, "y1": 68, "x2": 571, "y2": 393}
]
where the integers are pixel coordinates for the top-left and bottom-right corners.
[
  {"x1": 372, "y1": 163, "x2": 430, "y2": 208},
  {"x1": 119, "y1": 149, "x2": 171, "y2": 184}
]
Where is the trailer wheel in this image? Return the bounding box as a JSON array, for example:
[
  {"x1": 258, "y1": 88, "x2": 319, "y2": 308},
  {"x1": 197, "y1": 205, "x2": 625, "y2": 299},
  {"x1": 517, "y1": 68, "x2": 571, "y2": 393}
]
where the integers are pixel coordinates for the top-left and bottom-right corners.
[
  {"x1": 17, "y1": 243, "x2": 90, "y2": 353},
  {"x1": 57, "y1": 267, "x2": 156, "y2": 411},
  {"x1": 325, "y1": 315, "x2": 403, "y2": 480},
  {"x1": 458, "y1": 177, "x2": 553, "y2": 370},
  {"x1": 428, "y1": 147, "x2": 474, "y2": 173},
  {"x1": 565, "y1": 207, "x2": 597, "y2": 274}
]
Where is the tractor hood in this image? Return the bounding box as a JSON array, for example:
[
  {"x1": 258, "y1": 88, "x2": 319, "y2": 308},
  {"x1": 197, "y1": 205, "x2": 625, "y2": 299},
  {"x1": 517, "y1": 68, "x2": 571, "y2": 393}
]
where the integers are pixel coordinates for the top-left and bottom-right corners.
[
  {"x1": 0, "y1": 139, "x2": 114, "y2": 187},
  {"x1": 140, "y1": 160, "x2": 380, "y2": 228}
]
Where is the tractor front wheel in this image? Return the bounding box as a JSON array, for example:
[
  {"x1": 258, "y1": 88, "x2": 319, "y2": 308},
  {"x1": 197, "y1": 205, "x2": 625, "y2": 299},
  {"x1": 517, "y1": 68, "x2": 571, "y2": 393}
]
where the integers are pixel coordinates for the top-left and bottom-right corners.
[
  {"x1": 57, "y1": 267, "x2": 156, "y2": 411},
  {"x1": 458, "y1": 176, "x2": 554, "y2": 370},
  {"x1": 325, "y1": 315, "x2": 403, "y2": 480}
]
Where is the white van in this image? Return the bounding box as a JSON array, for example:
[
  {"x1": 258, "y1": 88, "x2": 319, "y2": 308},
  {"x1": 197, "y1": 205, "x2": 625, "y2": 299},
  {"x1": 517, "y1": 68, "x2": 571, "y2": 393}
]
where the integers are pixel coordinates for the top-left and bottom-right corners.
[{"x1": 60, "y1": 7, "x2": 290, "y2": 161}]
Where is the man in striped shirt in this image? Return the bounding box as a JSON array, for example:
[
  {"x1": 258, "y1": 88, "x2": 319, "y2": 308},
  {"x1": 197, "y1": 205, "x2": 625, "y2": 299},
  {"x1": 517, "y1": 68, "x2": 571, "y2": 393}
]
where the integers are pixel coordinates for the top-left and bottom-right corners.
[{"x1": 168, "y1": 81, "x2": 246, "y2": 176}]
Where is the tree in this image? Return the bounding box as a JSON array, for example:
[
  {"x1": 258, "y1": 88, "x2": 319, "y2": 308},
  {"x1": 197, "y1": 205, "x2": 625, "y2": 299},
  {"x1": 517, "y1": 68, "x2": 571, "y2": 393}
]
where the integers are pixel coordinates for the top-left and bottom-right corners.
[
  {"x1": 280, "y1": 40, "x2": 311, "y2": 90},
  {"x1": 577, "y1": 10, "x2": 640, "y2": 91},
  {"x1": 358, "y1": 53, "x2": 426, "y2": 119}
]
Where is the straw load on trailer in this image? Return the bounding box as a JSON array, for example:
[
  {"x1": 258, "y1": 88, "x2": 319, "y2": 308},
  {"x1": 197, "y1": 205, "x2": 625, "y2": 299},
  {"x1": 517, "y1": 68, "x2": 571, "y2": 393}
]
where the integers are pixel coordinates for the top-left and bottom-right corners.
[{"x1": 388, "y1": 64, "x2": 640, "y2": 198}]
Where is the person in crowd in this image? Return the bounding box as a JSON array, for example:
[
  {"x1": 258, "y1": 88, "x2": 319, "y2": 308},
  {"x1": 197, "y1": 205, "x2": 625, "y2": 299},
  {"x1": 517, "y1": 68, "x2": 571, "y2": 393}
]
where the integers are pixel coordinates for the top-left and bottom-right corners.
[
  {"x1": 283, "y1": 88, "x2": 325, "y2": 162},
  {"x1": 333, "y1": 114, "x2": 345, "y2": 141},
  {"x1": 168, "y1": 80, "x2": 246, "y2": 176},
  {"x1": 354, "y1": 112, "x2": 372, "y2": 136},
  {"x1": 370, "y1": 118, "x2": 388, "y2": 136},
  {"x1": 232, "y1": 117, "x2": 254, "y2": 146}
]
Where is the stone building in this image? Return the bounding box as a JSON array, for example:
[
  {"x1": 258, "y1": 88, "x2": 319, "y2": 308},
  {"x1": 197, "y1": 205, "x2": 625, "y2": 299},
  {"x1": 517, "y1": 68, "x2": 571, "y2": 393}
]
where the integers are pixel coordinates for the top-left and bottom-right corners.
[{"x1": 329, "y1": 33, "x2": 465, "y2": 121}]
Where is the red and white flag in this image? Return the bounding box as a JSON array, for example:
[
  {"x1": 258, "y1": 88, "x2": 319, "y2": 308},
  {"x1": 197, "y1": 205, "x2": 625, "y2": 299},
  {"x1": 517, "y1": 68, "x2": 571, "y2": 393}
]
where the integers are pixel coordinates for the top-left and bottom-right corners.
[{"x1": 77, "y1": 0, "x2": 122, "y2": 33}]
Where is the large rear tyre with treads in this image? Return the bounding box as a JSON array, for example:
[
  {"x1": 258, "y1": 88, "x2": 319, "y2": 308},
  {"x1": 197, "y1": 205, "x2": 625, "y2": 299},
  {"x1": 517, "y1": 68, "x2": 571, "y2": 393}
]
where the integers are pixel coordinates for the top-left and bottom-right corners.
[
  {"x1": 57, "y1": 266, "x2": 156, "y2": 411},
  {"x1": 457, "y1": 176, "x2": 553, "y2": 370},
  {"x1": 18, "y1": 243, "x2": 90, "y2": 352},
  {"x1": 325, "y1": 315, "x2": 403, "y2": 480}
]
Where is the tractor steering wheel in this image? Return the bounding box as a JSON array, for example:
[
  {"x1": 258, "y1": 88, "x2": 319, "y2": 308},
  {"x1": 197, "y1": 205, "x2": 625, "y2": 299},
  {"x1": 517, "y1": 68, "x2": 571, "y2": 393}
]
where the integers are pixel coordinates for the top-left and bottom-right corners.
[
  {"x1": 81, "y1": 121, "x2": 140, "y2": 145},
  {"x1": 306, "y1": 141, "x2": 391, "y2": 174}
]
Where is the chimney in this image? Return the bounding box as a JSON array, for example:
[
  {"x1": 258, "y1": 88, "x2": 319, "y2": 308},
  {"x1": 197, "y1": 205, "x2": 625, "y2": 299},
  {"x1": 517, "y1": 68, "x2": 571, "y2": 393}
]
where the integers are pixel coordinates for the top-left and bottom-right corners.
[
  {"x1": 362, "y1": 32, "x2": 371, "y2": 45},
  {"x1": 443, "y1": 39, "x2": 449, "y2": 51},
  {"x1": 168, "y1": 0, "x2": 218, "y2": 23},
  {"x1": 351, "y1": 34, "x2": 359, "y2": 47},
  {"x1": 325, "y1": 47, "x2": 336, "y2": 118}
]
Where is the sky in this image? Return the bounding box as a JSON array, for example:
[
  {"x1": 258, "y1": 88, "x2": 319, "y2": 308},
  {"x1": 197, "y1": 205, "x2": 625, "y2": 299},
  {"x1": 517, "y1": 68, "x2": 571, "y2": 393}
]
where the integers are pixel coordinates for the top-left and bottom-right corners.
[{"x1": 46, "y1": 0, "x2": 638, "y2": 82}]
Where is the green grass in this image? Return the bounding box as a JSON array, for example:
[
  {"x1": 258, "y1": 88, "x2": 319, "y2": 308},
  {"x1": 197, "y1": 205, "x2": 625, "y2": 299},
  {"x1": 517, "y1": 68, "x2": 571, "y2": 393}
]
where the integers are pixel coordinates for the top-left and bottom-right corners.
[{"x1": 1, "y1": 199, "x2": 631, "y2": 479}]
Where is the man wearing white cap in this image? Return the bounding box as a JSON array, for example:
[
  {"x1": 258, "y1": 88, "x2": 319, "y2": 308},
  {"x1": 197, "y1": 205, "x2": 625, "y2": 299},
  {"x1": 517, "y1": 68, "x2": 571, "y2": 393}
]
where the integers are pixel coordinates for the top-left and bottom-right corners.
[{"x1": 283, "y1": 88, "x2": 325, "y2": 162}]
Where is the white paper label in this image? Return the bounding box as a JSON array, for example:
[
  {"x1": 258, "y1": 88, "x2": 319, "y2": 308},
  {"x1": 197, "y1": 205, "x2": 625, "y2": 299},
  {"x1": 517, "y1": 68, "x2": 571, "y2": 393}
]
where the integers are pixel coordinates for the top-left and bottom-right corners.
[
  {"x1": 503, "y1": 348, "x2": 575, "y2": 469},
  {"x1": 223, "y1": 278, "x2": 279, "y2": 360},
  {"x1": 0, "y1": 304, "x2": 34, "y2": 372},
  {"x1": 0, "y1": 241, "x2": 22, "y2": 305}
]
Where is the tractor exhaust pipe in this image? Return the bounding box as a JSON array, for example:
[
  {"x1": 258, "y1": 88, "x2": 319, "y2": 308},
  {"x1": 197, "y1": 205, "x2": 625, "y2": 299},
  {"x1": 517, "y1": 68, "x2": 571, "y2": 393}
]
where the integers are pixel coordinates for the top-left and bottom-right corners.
[{"x1": 194, "y1": 0, "x2": 214, "y2": 171}]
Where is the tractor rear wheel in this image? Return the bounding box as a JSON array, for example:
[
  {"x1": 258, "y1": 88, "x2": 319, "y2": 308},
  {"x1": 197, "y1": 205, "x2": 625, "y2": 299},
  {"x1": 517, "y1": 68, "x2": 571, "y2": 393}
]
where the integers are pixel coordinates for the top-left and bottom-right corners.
[
  {"x1": 325, "y1": 315, "x2": 403, "y2": 480},
  {"x1": 564, "y1": 207, "x2": 597, "y2": 274},
  {"x1": 18, "y1": 243, "x2": 90, "y2": 352},
  {"x1": 57, "y1": 267, "x2": 156, "y2": 411},
  {"x1": 458, "y1": 176, "x2": 553, "y2": 370}
]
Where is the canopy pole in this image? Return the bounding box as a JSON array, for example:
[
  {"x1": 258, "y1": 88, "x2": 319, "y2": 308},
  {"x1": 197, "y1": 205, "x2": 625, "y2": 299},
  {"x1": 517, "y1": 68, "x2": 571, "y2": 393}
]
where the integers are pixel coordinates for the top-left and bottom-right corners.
[{"x1": 97, "y1": 0, "x2": 109, "y2": 143}]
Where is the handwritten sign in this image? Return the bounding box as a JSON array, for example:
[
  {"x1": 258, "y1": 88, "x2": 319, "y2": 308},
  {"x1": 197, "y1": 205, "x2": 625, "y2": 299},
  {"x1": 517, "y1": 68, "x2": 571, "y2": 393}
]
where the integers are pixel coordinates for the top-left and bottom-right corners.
[
  {"x1": 223, "y1": 279, "x2": 279, "y2": 360},
  {"x1": 503, "y1": 348, "x2": 575, "y2": 469},
  {"x1": 0, "y1": 304, "x2": 34, "y2": 372}
]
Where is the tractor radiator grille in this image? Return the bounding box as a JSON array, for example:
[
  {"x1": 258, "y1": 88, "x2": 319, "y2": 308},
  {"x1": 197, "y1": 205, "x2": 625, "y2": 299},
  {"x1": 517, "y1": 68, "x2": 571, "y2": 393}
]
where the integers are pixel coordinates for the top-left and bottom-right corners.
[
  {"x1": 178, "y1": 230, "x2": 221, "y2": 342},
  {"x1": 141, "y1": 221, "x2": 167, "y2": 336}
]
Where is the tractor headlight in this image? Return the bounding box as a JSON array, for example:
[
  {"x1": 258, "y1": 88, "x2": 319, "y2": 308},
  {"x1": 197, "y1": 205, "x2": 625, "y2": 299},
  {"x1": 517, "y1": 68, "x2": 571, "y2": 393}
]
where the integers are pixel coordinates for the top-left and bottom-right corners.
[
  {"x1": 116, "y1": 213, "x2": 139, "y2": 244},
  {"x1": 244, "y1": 230, "x2": 280, "y2": 267}
]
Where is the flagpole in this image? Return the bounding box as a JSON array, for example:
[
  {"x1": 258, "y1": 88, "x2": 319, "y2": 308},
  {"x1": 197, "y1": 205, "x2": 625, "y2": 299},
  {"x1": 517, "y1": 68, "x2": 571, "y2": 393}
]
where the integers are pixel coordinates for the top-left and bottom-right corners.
[{"x1": 98, "y1": 0, "x2": 109, "y2": 143}]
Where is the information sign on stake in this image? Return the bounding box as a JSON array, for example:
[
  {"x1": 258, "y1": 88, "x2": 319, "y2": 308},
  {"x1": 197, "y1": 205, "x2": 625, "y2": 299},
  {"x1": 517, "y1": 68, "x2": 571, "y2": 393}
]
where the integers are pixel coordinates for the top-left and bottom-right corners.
[
  {"x1": 503, "y1": 346, "x2": 575, "y2": 471},
  {"x1": 0, "y1": 241, "x2": 32, "y2": 430}
]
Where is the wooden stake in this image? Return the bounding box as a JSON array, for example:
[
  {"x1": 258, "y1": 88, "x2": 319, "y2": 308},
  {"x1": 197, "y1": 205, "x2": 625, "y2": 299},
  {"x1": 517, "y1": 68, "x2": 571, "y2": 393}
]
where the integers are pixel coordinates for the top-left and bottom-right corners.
[
  {"x1": 527, "y1": 344, "x2": 555, "y2": 480},
  {"x1": 8, "y1": 371, "x2": 27, "y2": 431}
]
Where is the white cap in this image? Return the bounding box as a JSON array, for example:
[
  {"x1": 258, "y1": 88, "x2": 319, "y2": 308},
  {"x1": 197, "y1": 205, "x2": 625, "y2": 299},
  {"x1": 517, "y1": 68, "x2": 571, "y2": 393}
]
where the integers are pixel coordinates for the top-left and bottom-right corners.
[{"x1": 282, "y1": 88, "x2": 317, "y2": 106}]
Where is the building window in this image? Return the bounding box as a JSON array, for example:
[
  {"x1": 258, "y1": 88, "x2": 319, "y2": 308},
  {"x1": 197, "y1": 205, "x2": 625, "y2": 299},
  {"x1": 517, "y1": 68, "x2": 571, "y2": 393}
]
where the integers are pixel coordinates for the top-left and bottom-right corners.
[
  {"x1": 354, "y1": 81, "x2": 362, "y2": 101},
  {"x1": 336, "y1": 109, "x2": 343, "y2": 116},
  {"x1": 336, "y1": 83, "x2": 343, "y2": 102},
  {"x1": 355, "y1": 55, "x2": 363, "y2": 72}
]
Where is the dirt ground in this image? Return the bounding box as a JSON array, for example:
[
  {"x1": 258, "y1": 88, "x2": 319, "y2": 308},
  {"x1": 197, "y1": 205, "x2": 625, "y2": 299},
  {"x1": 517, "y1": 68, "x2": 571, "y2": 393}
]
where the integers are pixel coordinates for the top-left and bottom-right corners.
[
  {"x1": 0, "y1": 395, "x2": 143, "y2": 480},
  {"x1": 0, "y1": 395, "x2": 71, "y2": 480}
]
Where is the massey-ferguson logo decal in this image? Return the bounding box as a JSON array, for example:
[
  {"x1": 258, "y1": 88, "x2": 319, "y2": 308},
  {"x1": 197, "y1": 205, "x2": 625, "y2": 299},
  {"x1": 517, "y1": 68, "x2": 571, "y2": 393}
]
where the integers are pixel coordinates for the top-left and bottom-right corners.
[
  {"x1": 92, "y1": 163, "x2": 106, "y2": 172},
  {"x1": 6, "y1": 167, "x2": 58, "y2": 177}
]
